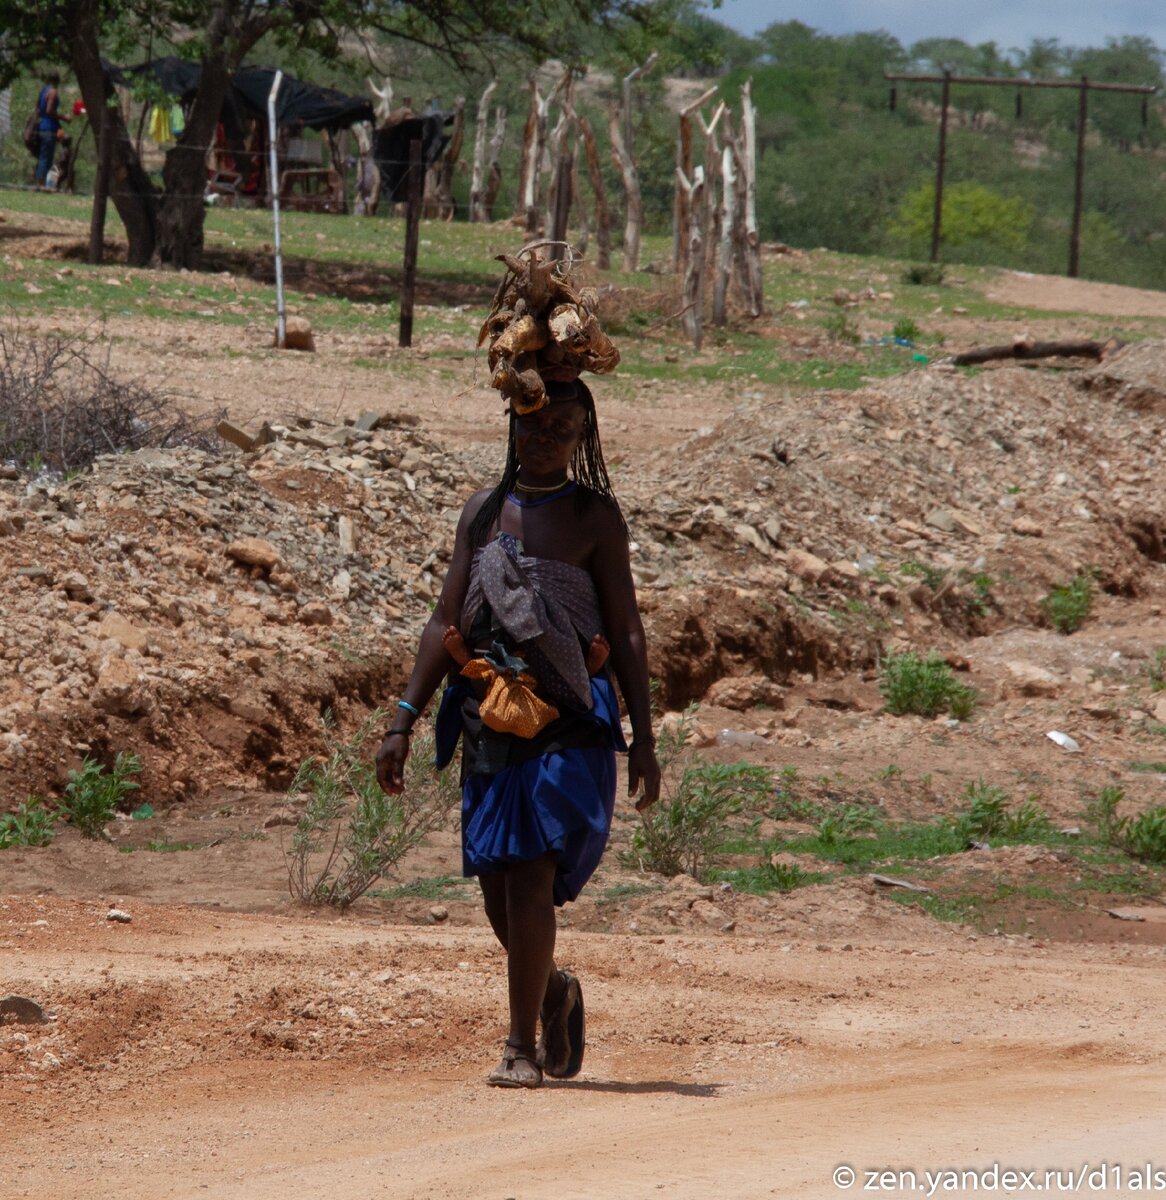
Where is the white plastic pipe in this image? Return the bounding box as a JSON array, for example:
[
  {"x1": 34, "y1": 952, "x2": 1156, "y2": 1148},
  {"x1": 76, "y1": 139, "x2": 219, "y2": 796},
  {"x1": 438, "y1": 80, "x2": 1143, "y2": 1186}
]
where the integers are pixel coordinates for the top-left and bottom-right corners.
[{"x1": 267, "y1": 69, "x2": 286, "y2": 348}]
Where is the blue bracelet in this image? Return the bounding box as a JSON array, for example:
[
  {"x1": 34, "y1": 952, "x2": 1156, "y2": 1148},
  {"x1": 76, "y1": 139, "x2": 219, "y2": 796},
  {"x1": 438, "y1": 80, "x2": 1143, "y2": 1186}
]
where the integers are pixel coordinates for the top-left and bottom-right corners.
[{"x1": 397, "y1": 700, "x2": 420, "y2": 718}]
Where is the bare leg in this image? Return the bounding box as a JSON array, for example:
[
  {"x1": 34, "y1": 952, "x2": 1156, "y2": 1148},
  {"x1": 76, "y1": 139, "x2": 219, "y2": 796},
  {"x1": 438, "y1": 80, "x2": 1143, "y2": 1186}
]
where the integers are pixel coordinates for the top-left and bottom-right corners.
[
  {"x1": 585, "y1": 633, "x2": 610, "y2": 675},
  {"x1": 442, "y1": 625, "x2": 471, "y2": 667},
  {"x1": 478, "y1": 862, "x2": 566, "y2": 1046}
]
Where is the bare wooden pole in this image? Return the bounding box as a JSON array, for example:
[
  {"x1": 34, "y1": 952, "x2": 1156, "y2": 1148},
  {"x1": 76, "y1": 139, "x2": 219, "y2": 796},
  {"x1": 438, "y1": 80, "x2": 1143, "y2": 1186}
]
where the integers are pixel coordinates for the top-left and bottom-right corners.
[
  {"x1": 714, "y1": 137, "x2": 735, "y2": 326},
  {"x1": 469, "y1": 80, "x2": 498, "y2": 223},
  {"x1": 578, "y1": 114, "x2": 611, "y2": 270},
  {"x1": 739, "y1": 80, "x2": 763, "y2": 316},
  {"x1": 612, "y1": 53, "x2": 657, "y2": 272},
  {"x1": 930, "y1": 70, "x2": 950, "y2": 264},
  {"x1": 1069, "y1": 77, "x2": 1089, "y2": 278},
  {"x1": 483, "y1": 106, "x2": 506, "y2": 221},
  {"x1": 399, "y1": 139, "x2": 423, "y2": 348}
]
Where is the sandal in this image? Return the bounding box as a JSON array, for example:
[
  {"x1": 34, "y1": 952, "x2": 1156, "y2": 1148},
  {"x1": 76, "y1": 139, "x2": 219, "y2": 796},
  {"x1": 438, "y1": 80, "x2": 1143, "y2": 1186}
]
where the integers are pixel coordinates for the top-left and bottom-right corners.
[
  {"x1": 537, "y1": 970, "x2": 585, "y2": 1079},
  {"x1": 486, "y1": 1041, "x2": 543, "y2": 1089}
]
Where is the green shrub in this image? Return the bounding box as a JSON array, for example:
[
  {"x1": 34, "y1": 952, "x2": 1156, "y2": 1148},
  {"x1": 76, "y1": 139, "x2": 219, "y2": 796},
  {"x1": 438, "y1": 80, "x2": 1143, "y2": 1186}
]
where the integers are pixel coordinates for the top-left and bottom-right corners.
[
  {"x1": 59, "y1": 753, "x2": 141, "y2": 840},
  {"x1": 1042, "y1": 573, "x2": 1093, "y2": 634},
  {"x1": 892, "y1": 317, "x2": 921, "y2": 342},
  {"x1": 1149, "y1": 647, "x2": 1166, "y2": 692},
  {"x1": 1122, "y1": 807, "x2": 1166, "y2": 864},
  {"x1": 954, "y1": 780, "x2": 1050, "y2": 842},
  {"x1": 823, "y1": 309, "x2": 860, "y2": 345},
  {"x1": 901, "y1": 263, "x2": 945, "y2": 285},
  {"x1": 625, "y1": 706, "x2": 772, "y2": 882},
  {"x1": 878, "y1": 650, "x2": 977, "y2": 719},
  {"x1": 285, "y1": 711, "x2": 458, "y2": 909},
  {"x1": 0, "y1": 798, "x2": 57, "y2": 849},
  {"x1": 1087, "y1": 786, "x2": 1166, "y2": 864}
]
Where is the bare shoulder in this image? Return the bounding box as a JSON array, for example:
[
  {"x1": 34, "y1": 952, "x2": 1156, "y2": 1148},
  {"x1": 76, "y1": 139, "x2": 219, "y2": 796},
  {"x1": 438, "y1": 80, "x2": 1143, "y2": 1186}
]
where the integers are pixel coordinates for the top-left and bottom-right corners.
[
  {"x1": 578, "y1": 488, "x2": 627, "y2": 538},
  {"x1": 455, "y1": 487, "x2": 494, "y2": 529}
]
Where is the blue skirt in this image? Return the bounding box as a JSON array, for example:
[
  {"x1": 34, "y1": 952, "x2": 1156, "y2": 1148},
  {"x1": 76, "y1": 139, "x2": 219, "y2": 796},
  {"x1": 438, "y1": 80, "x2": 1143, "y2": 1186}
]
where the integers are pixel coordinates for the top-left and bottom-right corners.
[
  {"x1": 436, "y1": 675, "x2": 624, "y2": 906},
  {"x1": 461, "y1": 743, "x2": 617, "y2": 905}
]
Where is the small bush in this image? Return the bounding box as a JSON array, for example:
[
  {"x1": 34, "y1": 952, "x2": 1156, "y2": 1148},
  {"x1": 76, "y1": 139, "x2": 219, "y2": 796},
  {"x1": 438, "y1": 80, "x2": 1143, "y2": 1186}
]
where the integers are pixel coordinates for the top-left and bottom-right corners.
[
  {"x1": 892, "y1": 317, "x2": 921, "y2": 342},
  {"x1": 823, "y1": 310, "x2": 860, "y2": 345},
  {"x1": 1042, "y1": 573, "x2": 1093, "y2": 634},
  {"x1": 1087, "y1": 785, "x2": 1166, "y2": 864},
  {"x1": 901, "y1": 263, "x2": 945, "y2": 285},
  {"x1": 878, "y1": 650, "x2": 977, "y2": 719},
  {"x1": 625, "y1": 706, "x2": 772, "y2": 882},
  {"x1": 0, "y1": 798, "x2": 57, "y2": 849},
  {"x1": 285, "y1": 711, "x2": 458, "y2": 909},
  {"x1": 60, "y1": 753, "x2": 141, "y2": 840},
  {"x1": 1122, "y1": 807, "x2": 1166, "y2": 864},
  {"x1": 954, "y1": 780, "x2": 1050, "y2": 842},
  {"x1": 1149, "y1": 647, "x2": 1166, "y2": 692},
  {"x1": 0, "y1": 327, "x2": 220, "y2": 476}
]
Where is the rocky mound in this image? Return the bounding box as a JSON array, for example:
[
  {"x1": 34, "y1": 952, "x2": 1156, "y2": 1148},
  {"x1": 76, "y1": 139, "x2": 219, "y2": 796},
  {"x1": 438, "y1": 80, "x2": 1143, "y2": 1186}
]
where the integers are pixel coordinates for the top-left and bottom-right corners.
[{"x1": 1, "y1": 342, "x2": 1164, "y2": 807}]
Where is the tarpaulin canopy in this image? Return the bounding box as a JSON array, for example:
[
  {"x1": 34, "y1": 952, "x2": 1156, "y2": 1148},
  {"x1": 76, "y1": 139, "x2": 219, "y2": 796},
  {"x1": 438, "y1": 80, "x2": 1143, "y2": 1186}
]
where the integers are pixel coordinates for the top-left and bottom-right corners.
[{"x1": 108, "y1": 57, "x2": 375, "y2": 132}]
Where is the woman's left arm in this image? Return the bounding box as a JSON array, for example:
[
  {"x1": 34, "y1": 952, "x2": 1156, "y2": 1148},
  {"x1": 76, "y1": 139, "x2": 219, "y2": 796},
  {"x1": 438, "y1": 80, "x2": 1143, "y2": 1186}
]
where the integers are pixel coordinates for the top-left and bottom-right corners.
[{"x1": 589, "y1": 505, "x2": 660, "y2": 810}]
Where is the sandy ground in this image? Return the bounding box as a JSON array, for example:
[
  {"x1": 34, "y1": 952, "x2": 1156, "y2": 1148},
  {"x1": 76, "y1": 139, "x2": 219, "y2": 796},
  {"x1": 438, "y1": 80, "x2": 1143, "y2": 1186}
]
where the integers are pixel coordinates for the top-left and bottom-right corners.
[{"x1": 3, "y1": 234, "x2": 1166, "y2": 1197}]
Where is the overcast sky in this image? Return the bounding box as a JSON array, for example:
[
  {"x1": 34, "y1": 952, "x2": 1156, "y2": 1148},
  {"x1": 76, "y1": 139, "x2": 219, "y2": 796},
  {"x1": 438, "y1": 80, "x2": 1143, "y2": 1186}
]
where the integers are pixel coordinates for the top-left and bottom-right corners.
[{"x1": 707, "y1": 1, "x2": 1166, "y2": 54}]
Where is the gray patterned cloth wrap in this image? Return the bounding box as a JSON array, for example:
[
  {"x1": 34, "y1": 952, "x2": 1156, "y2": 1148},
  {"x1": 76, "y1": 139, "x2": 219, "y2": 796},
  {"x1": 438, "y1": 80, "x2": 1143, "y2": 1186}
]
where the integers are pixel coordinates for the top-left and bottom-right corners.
[{"x1": 462, "y1": 533, "x2": 599, "y2": 712}]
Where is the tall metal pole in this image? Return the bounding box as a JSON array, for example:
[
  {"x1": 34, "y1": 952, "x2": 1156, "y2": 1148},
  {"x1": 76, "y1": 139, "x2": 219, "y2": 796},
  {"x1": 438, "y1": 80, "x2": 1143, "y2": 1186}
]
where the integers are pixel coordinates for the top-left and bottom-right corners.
[
  {"x1": 267, "y1": 70, "x2": 286, "y2": 348},
  {"x1": 1069, "y1": 76, "x2": 1088, "y2": 278},
  {"x1": 930, "y1": 70, "x2": 951, "y2": 264}
]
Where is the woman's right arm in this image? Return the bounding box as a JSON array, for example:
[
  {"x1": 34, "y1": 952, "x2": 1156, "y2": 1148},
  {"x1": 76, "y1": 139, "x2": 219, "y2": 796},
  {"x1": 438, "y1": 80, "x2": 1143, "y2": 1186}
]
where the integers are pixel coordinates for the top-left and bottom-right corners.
[{"x1": 375, "y1": 490, "x2": 488, "y2": 794}]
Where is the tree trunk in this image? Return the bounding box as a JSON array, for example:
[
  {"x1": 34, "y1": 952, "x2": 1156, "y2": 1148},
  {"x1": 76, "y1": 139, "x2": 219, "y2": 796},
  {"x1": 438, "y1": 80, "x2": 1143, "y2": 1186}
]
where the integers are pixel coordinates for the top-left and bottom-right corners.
[
  {"x1": 155, "y1": 52, "x2": 233, "y2": 269},
  {"x1": 69, "y1": 0, "x2": 158, "y2": 266},
  {"x1": 578, "y1": 115, "x2": 611, "y2": 270},
  {"x1": 469, "y1": 80, "x2": 498, "y2": 223},
  {"x1": 607, "y1": 101, "x2": 642, "y2": 272}
]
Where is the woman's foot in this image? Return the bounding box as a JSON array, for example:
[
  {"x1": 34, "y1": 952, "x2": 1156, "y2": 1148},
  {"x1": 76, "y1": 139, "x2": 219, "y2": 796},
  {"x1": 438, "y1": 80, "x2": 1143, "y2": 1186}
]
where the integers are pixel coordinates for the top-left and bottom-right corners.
[
  {"x1": 585, "y1": 634, "x2": 610, "y2": 674},
  {"x1": 442, "y1": 625, "x2": 471, "y2": 667},
  {"x1": 486, "y1": 1041, "x2": 543, "y2": 1088}
]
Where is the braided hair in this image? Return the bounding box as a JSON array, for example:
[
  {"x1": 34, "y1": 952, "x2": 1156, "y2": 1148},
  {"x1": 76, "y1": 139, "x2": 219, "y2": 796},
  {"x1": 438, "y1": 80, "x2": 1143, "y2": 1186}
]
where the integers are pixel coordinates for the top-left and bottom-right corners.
[{"x1": 468, "y1": 378, "x2": 626, "y2": 548}]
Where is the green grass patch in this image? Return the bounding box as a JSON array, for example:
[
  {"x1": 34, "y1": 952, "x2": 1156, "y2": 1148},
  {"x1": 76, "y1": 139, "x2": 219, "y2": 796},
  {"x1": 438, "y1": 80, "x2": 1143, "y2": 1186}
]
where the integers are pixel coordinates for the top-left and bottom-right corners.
[{"x1": 369, "y1": 874, "x2": 469, "y2": 901}]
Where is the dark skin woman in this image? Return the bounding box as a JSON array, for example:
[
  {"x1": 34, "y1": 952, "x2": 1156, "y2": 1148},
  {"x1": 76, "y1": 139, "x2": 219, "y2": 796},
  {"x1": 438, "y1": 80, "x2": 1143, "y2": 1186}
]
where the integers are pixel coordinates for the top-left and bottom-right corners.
[{"x1": 376, "y1": 381, "x2": 660, "y2": 1087}]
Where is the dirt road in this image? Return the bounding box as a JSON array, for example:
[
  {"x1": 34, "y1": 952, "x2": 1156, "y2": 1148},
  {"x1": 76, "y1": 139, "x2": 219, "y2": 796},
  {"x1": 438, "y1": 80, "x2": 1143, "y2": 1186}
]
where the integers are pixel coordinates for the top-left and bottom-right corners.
[{"x1": 5, "y1": 895, "x2": 1165, "y2": 1200}]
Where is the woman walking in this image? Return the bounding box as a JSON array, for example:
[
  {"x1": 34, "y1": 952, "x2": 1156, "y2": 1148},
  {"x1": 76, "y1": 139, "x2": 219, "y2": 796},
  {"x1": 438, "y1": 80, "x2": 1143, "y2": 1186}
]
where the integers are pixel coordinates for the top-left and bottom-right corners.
[{"x1": 375, "y1": 367, "x2": 660, "y2": 1088}]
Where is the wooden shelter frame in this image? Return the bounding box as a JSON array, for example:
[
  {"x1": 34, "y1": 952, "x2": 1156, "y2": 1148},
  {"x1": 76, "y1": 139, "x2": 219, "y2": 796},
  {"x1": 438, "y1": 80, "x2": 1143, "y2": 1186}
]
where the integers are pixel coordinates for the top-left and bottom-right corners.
[{"x1": 885, "y1": 71, "x2": 1158, "y2": 276}]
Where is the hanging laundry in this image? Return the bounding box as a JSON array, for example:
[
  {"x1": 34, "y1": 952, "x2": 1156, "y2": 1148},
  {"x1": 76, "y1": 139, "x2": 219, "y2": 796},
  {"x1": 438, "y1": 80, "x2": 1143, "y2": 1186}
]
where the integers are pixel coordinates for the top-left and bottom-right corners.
[{"x1": 148, "y1": 103, "x2": 172, "y2": 145}]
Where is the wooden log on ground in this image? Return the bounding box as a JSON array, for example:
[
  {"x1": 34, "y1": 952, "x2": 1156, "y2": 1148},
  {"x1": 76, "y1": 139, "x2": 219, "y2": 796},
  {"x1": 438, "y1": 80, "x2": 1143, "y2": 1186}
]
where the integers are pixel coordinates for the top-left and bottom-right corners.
[{"x1": 952, "y1": 338, "x2": 1126, "y2": 366}]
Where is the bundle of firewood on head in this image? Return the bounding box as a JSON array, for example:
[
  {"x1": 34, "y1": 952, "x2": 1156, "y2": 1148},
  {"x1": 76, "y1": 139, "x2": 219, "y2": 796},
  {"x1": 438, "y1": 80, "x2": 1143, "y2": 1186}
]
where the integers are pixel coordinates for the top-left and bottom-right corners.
[{"x1": 479, "y1": 241, "x2": 620, "y2": 415}]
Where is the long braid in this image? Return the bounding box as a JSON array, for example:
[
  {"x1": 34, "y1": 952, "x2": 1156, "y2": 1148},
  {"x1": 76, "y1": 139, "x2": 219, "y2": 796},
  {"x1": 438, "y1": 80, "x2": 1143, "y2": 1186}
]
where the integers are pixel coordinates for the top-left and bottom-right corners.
[
  {"x1": 570, "y1": 385, "x2": 627, "y2": 536},
  {"x1": 468, "y1": 422, "x2": 520, "y2": 549}
]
